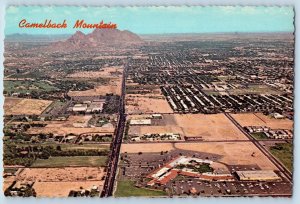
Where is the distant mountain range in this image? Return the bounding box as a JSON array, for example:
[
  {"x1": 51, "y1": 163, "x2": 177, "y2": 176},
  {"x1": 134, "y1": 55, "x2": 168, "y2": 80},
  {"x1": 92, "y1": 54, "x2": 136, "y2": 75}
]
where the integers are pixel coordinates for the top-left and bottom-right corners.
[
  {"x1": 5, "y1": 33, "x2": 71, "y2": 42},
  {"x1": 5, "y1": 29, "x2": 144, "y2": 51},
  {"x1": 5, "y1": 31, "x2": 293, "y2": 49}
]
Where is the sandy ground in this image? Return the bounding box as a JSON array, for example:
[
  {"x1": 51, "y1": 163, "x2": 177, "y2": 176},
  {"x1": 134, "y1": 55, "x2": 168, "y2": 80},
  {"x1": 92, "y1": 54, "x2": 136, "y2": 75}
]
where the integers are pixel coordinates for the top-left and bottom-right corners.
[
  {"x1": 129, "y1": 126, "x2": 184, "y2": 137},
  {"x1": 174, "y1": 142, "x2": 277, "y2": 170},
  {"x1": 33, "y1": 181, "x2": 104, "y2": 197},
  {"x1": 127, "y1": 114, "x2": 152, "y2": 120},
  {"x1": 5, "y1": 97, "x2": 52, "y2": 115},
  {"x1": 4, "y1": 97, "x2": 22, "y2": 110},
  {"x1": 128, "y1": 113, "x2": 248, "y2": 141},
  {"x1": 173, "y1": 114, "x2": 248, "y2": 140},
  {"x1": 17, "y1": 167, "x2": 105, "y2": 182},
  {"x1": 15, "y1": 167, "x2": 105, "y2": 197},
  {"x1": 67, "y1": 66, "x2": 123, "y2": 79},
  {"x1": 121, "y1": 143, "x2": 175, "y2": 153},
  {"x1": 26, "y1": 125, "x2": 114, "y2": 135},
  {"x1": 231, "y1": 113, "x2": 293, "y2": 130},
  {"x1": 120, "y1": 141, "x2": 276, "y2": 170},
  {"x1": 58, "y1": 115, "x2": 92, "y2": 127},
  {"x1": 25, "y1": 115, "x2": 114, "y2": 135},
  {"x1": 3, "y1": 176, "x2": 16, "y2": 191},
  {"x1": 68, "y1": 78, "x2": 122, "y2": 96},
  {"x1": 126, "y1": 94, "x2": 173, "y2": 114}
]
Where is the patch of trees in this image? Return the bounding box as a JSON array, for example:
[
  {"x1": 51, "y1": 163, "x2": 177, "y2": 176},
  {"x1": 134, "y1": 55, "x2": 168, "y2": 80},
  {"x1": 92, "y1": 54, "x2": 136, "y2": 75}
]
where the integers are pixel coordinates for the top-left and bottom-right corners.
[
  {"x1": 4, "y1": 181, "x2": 37, "y2": 197},
  {"x1": 3, "y1": 143, "x2": 109, "y2": 167},
  {"x1": 102, "y1": 94, "x2": 120, "y2": 114}
]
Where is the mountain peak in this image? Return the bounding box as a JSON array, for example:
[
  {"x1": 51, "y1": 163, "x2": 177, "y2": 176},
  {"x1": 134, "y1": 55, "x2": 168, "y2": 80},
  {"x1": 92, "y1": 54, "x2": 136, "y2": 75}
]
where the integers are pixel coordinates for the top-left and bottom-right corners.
[
  {"x1": 74, "y1": 30, "x2": 85, "y2": 36},
  {"x1": 48, "y1": 29, "x2": 143, "y2": 51}
]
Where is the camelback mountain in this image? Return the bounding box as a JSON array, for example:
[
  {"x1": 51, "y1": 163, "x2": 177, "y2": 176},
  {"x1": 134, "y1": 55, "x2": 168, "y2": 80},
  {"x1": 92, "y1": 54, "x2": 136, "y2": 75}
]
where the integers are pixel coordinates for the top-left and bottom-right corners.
[{"x1": 49, "y1": 29, "x2": 143, "y2": 51}]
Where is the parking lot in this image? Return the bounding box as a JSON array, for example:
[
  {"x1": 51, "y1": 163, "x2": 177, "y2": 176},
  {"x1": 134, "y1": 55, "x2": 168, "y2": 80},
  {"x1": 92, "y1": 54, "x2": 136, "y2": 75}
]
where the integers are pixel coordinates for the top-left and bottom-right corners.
[{"x1": 167, "y1": 179, "x2": 292, "y2": 196}]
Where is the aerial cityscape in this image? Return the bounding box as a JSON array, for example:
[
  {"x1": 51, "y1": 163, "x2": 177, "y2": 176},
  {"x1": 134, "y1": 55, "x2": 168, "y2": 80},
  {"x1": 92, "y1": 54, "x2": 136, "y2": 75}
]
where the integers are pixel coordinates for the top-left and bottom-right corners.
[{"x1": 2, "y1": 6, "x2": 294, "y2": 198}]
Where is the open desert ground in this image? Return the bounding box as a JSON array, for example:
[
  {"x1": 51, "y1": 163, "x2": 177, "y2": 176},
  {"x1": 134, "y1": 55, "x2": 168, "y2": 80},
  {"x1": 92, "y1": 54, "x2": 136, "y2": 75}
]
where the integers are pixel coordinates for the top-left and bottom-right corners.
[
  {"x1": 4, "y1": 97, "x2": 52, "y2": 115},
  {"x1": 121, "y1": 141, "x2": 276, "y2": 171},
  {"x1": 17, "y1": 167, "x2": 105, "y2": 182},
  {"x1": 231, "y1": 113, "x2": 293, "y2": 130},
  {"x1": 173, "y1": 114, "x2": 248, "y2": 140},
  {"x1": 33, "y1": 181, "x2": 103, "y2": 197},
  {"x1": 126, "y1": 94, "x2": 173, "y2": 114},
  {"x1": 128, "y1": 113, "x2": 248, "y2": 141},
  {"x1": 68, "y1": 78, "x2": 122, "y2": 96},
  {"x1": 67, "y1": 66, "x2": 123, "y2": 79},
  {"x1": 15, "y1": 167, "x2": 105, "y2": 197},
  {"x1": 25, "y1": 115, "x2": 115, "y2": 135},
  {"x1": 174, "y1": 142, "x2": 277, "y2": 170}
]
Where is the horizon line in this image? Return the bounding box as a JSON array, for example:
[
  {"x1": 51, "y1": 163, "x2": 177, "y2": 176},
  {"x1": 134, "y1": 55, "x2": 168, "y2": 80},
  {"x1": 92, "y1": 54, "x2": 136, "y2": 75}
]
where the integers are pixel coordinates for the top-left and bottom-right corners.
[{"x1": 5, "y1": 30, "x2": 294, "y2": 37}]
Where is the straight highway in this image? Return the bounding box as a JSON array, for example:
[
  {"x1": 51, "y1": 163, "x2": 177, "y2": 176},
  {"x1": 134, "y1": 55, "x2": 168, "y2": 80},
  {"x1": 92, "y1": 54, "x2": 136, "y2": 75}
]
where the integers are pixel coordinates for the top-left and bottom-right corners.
[{"x1": 100, "y1": 64, "x2": 127, "y2": 197}]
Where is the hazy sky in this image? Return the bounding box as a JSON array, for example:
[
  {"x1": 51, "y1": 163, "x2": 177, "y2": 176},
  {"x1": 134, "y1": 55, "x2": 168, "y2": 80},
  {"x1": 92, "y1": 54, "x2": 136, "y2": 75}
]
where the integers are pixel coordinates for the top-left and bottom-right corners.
[{"x1": 5, "y1": 6, "x2": 294, "y2": 35}]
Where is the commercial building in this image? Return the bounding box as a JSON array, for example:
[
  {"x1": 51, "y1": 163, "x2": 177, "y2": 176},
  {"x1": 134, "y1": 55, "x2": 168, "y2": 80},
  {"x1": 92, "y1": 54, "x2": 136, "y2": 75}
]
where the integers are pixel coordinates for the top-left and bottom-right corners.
[
  {"x1": 152, "y1": 114, "x2": 163, "y2": 119},
  {"x1": 147, "y1": 156, "x2": 233, "y2": 186},
  {"x1": 72, "y1": 104, "x2": 88, "y2": 112},
  {"x1": 130, "y1": 119, "x2": 151, "y2": 125},
  {"x1": 236, "y1": 170, "x2": 281, "y2": 181}
]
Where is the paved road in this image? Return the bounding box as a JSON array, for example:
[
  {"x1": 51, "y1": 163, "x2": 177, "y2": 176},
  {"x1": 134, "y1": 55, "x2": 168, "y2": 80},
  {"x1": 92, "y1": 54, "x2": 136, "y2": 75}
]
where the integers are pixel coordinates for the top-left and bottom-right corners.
[
  {"x1": 122, "y1": 138, "x2": 292, "y2": 144},
  {"x1": 224, "y1": 113, "x2": 292, "y2": 182},
  {"x1": 101, "y1": 65, "x2": 127, "y2": 197}
]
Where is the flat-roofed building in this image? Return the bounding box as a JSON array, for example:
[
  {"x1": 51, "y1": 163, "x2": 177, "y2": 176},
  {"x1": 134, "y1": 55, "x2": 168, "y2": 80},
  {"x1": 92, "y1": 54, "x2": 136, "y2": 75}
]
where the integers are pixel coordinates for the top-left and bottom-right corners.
[
  {"x1": 236, "y1": 170, "x2": 281, "y2": 181},
  {"x1": 152, "y1": 114, "x2": 163, "y2": 119},
  {"x1": 130, "y1": 119, "x2": 151, "y2": 125},
  {"x1": 72, "y1": 104, "x2": 88, "y2": 112}
]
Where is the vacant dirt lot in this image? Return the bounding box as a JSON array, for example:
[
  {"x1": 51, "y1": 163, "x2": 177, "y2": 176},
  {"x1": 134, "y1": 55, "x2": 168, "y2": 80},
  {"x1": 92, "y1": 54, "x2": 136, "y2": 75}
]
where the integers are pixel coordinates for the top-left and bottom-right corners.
[
  {"x1": 175, "y1": 142, "x2": 277, "y2": 170},
  {"x1": 5, "y1": 97, "x2": 52, "y2": 115},
  {"x1": 25, "y1": 115, "x2": 115, "y2": 135},
  {"x1": 128, "y1": 114, "x2": 248, "y2": 141},
  {"x1": 58, "y1": 115, "x2": 92, "y2": 127},
  {"x1": 231, "y1": 113, "x2": 293, "y2": 130},
  {"x1": 121, "y1": 143, "x2": 175, "y2": 153},
  {"x1": 18, "y1": 167, "x2": 105, "y2": 182},
  {"x1": 67, "y1": 66, "x2": 123, "y2": 79},
  {"x1": 16, "y1": 167, "x2": 105, "y2": 197},
  {"x1": 26, "y1": 125, "x2": 114, "y2": 135},
  {"x1": 126, "y1": 94, "x2": 173, "y2": 114},
  {"x1": 3, "y1": 175, "x2": 16, "y2": 191},
  {"x1": 68, "y1": 78, "x2": 122, "y2": 96},
  {"x1": 174, "y1": 114, "x2": 248, "y2": 141},
  {"x1": 4, "y1": 97, "x2": 22, "y2": 110},
  {"x1": 33, "y1": 181, "x2": 103, "y2": 197}
]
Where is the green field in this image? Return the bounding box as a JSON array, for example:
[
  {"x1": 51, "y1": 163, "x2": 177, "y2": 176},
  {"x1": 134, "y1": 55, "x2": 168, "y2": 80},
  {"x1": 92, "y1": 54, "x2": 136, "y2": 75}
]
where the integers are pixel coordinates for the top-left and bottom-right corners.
[
  {"x1": 270, "y1": 143, "x2": 293, "y2": 171},
  {"x1": 251, "y1": 132, "x2": 268, "y2": 140},
  {"x1": 4, "y1": 80, "x2": 57, "y2": 94},
  {"x1": 31, "y1": 156, "x2": 107, "y2": 167},
  {"x1": 114, "y1": 180, "x2": 167, "y2": 197},
  {"x1": 59, "y1": 143, "x2": 109, "y2": 151}
]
